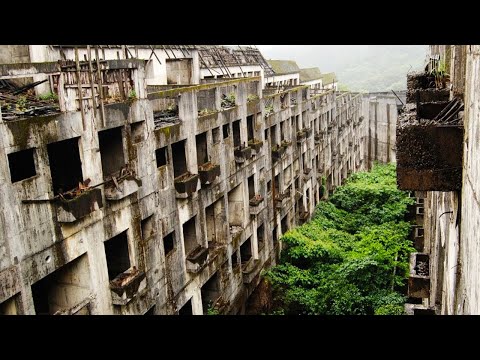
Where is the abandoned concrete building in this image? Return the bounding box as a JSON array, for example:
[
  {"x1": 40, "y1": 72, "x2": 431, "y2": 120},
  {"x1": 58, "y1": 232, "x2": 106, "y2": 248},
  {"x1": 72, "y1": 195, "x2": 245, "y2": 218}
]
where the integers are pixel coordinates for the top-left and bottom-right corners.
[
  {"x1": 398, "y1": 45, "x2": 480, "y2": 315},
  {"x1": 0, "y1": 45, "x2": 397, "y2": 315}
]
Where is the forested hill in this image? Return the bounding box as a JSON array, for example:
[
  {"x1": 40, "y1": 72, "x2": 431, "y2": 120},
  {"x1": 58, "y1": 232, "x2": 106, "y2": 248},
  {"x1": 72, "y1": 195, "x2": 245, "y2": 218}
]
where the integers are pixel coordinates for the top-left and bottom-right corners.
[{"x1": 338, "y1": 45, "x2": 427, "y2": 92}]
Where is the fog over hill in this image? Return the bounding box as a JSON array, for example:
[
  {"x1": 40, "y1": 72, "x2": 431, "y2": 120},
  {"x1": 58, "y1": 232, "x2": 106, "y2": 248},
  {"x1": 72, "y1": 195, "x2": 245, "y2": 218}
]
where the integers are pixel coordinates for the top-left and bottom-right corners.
[{"x1": 257, "y1": 45, "x2": 428, "y2": 92}]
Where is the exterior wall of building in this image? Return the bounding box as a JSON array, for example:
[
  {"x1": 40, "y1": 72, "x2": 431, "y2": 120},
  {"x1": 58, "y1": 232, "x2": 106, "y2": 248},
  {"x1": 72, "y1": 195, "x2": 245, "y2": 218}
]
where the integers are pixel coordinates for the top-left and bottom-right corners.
[
  {"x1": 265, "y1": 73, "x2": 300, "y2": 88},
  {"x1": 0, "y1": 46, "x2": 394, "y2": 315}
]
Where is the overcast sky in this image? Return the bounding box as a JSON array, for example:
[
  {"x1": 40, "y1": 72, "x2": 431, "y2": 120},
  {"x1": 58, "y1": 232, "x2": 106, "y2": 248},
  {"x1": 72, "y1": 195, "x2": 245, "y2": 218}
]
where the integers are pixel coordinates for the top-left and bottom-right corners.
[{"x1": 256, "y1": 45, "x2": 426, "y2": 75}]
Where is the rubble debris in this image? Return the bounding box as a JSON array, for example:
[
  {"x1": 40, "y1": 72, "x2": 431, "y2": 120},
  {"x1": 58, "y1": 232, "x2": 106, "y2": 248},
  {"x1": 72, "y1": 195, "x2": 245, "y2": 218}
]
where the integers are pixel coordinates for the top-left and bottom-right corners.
[{"x1": 0, "y1": 80, "x2": 60, "y2": 120}]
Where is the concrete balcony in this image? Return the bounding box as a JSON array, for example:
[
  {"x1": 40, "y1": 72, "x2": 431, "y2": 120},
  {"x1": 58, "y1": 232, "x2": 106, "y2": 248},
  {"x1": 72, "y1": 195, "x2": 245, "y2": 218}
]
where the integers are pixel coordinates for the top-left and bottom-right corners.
[
  {"x1": 275, "y1": 190, "x2": 291, "y2": 209},
  {"x1": 105, "y1": 174, "x2": 142, "y2": 201},
  {"x1": 56, "y1": 188, "x2": 103, "y2": 223},
  {"x1": 242, "y1": 258, "x2": 261, "y2": 284},
  {"x1": 408, "y1": 253, "x2": 430, "y2": 299},
  {"x1": 271, "y1": 144, "x2": 287, "y2": 162},
  {"x1": 198, "y1": 162, "x2": 221, "y2": 186},
  {"x1": 174, "y1": 173, "x2": 199, "y2": 198},
  {"x1": 186, "y1": 245, "x2": 209, "y2": 274},
  {"x1": 110, "y1": 267, "x2": 147, "y2": 306},
  {"x1": 397, "y1": 125, "x2": 463, "y2": 191},
  {"x1": 249, "y1": 195, "x2": 264, "y2": 215},
  {"x1": 234, "y1": 146, "x2": 252, "y2": 164},
  {"x1": 296, "y1": 130, "x2": 306, "y2": 143},
  {"x1": 303, "y1": 167, "x2": 312, "y2": 182},
  {"x1": 248, "y1": 139, "x2": 263, "y2": 155}
]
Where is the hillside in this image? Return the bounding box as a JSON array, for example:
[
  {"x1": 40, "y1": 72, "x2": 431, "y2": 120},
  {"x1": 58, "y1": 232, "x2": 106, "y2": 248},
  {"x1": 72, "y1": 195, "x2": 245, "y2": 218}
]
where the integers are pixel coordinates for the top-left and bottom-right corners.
[{"x1": 338, "y1": 45, "x2": 427, "y2": 92}]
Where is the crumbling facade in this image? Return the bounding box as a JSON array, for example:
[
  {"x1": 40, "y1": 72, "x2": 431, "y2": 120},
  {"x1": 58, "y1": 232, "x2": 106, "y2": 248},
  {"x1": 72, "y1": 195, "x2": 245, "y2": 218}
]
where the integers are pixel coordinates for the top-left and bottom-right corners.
[
  {"x1": 398, "y1": 45, "x2": 480, "y2": 315},
  {"x1": 0, "y1": 45, "x2": 396, "y2": 315}
]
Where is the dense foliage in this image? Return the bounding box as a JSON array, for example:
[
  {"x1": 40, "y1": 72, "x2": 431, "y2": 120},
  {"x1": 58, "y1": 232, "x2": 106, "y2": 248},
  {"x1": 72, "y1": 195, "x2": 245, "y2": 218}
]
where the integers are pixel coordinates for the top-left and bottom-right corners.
[{"x1": 265, "y1": 164, "x2": 415, "y2": 315}]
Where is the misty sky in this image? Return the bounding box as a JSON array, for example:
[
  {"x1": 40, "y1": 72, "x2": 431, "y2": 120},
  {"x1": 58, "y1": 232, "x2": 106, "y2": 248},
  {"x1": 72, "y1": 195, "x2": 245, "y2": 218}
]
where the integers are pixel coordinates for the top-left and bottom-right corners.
[{"x1": 257, "y1": 45, "x2": 426, "y2": 75}]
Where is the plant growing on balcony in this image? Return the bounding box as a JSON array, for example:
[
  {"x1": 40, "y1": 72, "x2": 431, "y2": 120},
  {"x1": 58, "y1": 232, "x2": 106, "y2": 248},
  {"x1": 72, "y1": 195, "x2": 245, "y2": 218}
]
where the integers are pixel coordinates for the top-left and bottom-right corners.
[
  {"x1": 265, "y1": 105, "x2": 274, "y2": 117},
  {"x1": 247, "y1": 94, "x2": 259, "y2": 102},
  {"x1": 198, "y1": 108, "x2": 216, "y2": 116},
  {"x1": 221, "y1": 93, "x2": 236, "y2": 108}
]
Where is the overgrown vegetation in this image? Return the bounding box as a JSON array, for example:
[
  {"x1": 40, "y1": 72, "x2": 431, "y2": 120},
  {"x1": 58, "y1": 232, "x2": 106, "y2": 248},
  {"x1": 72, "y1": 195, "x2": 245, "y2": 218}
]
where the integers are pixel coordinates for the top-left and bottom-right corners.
[{"x1": 265, "y1": 163, "x2": 415, "y2": 315}]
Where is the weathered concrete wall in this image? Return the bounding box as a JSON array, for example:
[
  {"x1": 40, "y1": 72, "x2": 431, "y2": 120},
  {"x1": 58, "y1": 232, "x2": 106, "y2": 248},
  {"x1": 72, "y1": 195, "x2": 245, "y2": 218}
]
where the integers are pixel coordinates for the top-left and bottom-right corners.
[
  {"x1": 456, "y1": 45, "x2": 480, "y2": 314},
  {"x1": 0, "y1": 46, "x2": 392, "y2": 315},
  {"x1": 362, "y1": 93, "x2": 397, "y2": 168}
]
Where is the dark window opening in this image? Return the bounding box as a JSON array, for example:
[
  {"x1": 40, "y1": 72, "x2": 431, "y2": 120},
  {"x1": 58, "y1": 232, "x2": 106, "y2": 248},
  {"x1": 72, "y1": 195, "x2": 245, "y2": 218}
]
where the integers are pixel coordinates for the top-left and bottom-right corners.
[
  {"x1": 273, "y1": 227, "x2": 278, "y2": 245},
  {"x1": 280, "y1": 121, "x2": 285, "y2": 141},
  {"x1": 183, "y1": 216, "x2": 198, "y2": 256},
  {"x1": 257, "y1": 224, "x2": 265, "y2": 250},
  {"x1": 130, "y1": 121, "x2": 145, "y2": 143},
  {"x1": 240, "y1": 237, "x2": 252, "y2": 264},
  {"x1": 104, "y1": 231, "x2": 131, "y2": 280},
  {"x1": 201, "y1": 272, "x2": 220, "y2": 313},
  {"x1": 163, "y1": 231, "x2": 175, "y2": 256},
  {"x1": 281, "y1": 216, "x2": 288, "y2": 235},
  {"x1": 47, "y1": 137, "x2": 83, "y2": 195},
  {"x1": 98, "y1": 127, "x2": 126, "y2": 178},
  {"x1": 267, "y1": 180, "x2": 272, "y2": 193},
  {"x1": 172, "y1": 140, "x2": 187, "y2": 178},
  {"x1": 233, "y1": 120, "x2": 241, "y2": 148},
  {"x1": 179, "y1": 299, "x2": 193, "y2": 315},
  {"x1": 196, "y1": 132, "x2": 208, "y2": 166},
  {"x1": 247, "y1": 115, "x2": 254, "y2": 142},
  {"x1": 264, "y1": 129, "x2": 268, "y2": 142},
  {"x1": 295, "y1": 115, "x2": 300, "y2": 132},
  {"x1": 141, "y1": 215, "x2": 156, "y2": 240},
  {"x1": 31, "y1": 254, "x2": 90, "y2": 315},
  {"x1": 231, "y1": 250, "x2": 239, "y2": 268},
  {"x1": 274, "y1": 174, "x2": 280, "y2": 195},
  {"x1": 223, "y1": 124, "x2": 230, "y2": 139},
  {"x1": 248, "y1": 175, "x2": 255, "y2": 200},
  {"x1": 212, "y1": 127, "x2": 220, "y2": 143},
  {"x1": 271, "y1": 124, "x2": 277, "y2": 146},
  {"x1": 155, "y1": 146, "x2": 168, "y2": 168},
  {"x1": 8, "y1": 148, "x2": 36, "y2": 183},
  {"x1": 295, "y1": 177, "x2": 299, "y2": 194}
]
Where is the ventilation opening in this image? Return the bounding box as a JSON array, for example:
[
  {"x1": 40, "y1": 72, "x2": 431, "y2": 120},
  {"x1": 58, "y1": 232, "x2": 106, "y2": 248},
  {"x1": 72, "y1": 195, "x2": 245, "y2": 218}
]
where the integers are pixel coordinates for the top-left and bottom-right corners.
[
  {"x1": 201, "y1": 272, "x2": 220, "y2": 313},
  {"x1": 233, "y1": 120, "x2": 241, "y2": 148},
  {"x1": 8, "y1": 148, "x2": 36, "y2": 183},
  {"x1": 182, "y1": 216, "x2": 198, "y2": 256},
  {"x1": 223, "y1": 124, "x2": 230, "y2": 139},
  {"x1": 31, "y1": 254, "x2": 91, "y2": 315},
  {"x1": 98, "y1": 127, "x2": 126, "y2": 178},
  {"x1": 248, "y1": 175, "x2": 255, "y2": 200},
  {"x1": 179, "y1": 299, "x2": 193, "y2": 315},
  {"x1": 257, "y1": 224, "x2": 265, "y2": 250},
  {"x1": 163, "y1": 231, "x2": 175, "y2": 256},
  {"x1": 228, "y1": 184, "x2": 244, "y2": 227},
  {"x1": 141, "y1": 215, "x2": 156, "y2": 240},
  {"x1": 155, "y1": 146, "x2": 168, "y2": 168},
  {"x1": 196, "y1": 131, "x2": 208, "y2": 166},
  {"x1": 47, "y1": 137, "x2": 83, "y2": 195},
  {"x1": 247, "y1": 115, "x2": 254, "y2": 142},
  {"x1": 172, "y1": 140, "x2": 187, "y2": 178},
  {"x1": 240, "y1": 237, "x2": 252, "y2": 264},
  {"x1": 104, "y1": 231, "x2": 131, "y2": 281}
]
